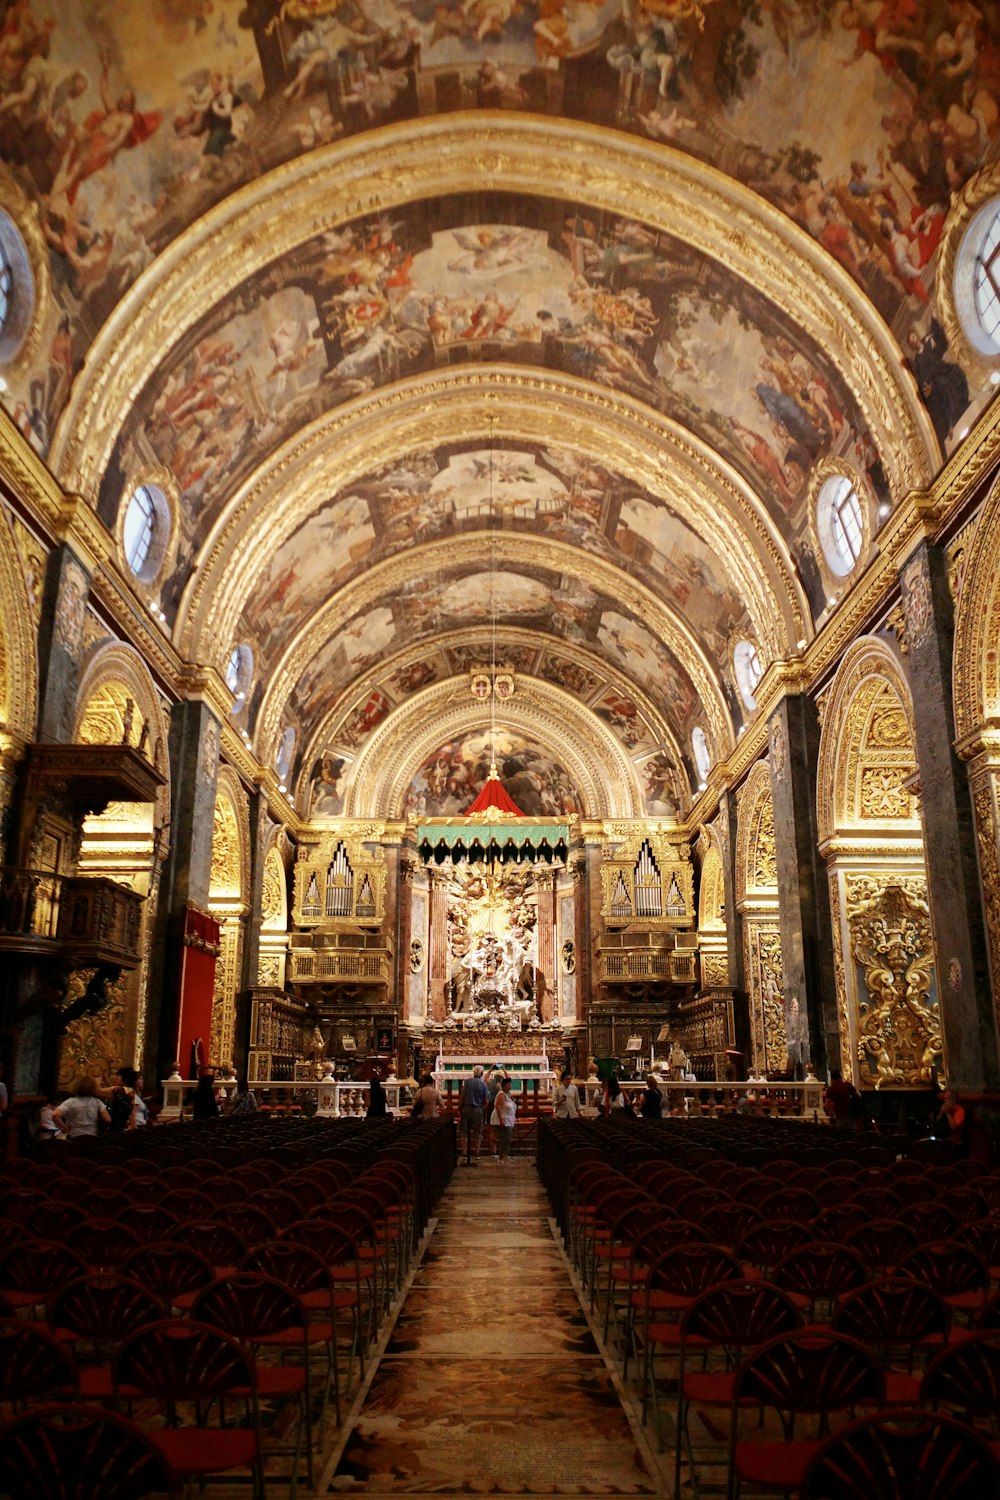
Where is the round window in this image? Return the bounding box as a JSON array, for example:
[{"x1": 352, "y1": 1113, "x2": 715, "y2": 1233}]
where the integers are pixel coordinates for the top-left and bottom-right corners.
[
  {"x1": 0, "y1": 210, "x2": 34, "y2": 366},
  {"x1": 733, "y1": 639, "x2": 763, "y2": 710},
  {"x1": 691, "y1": 726, "x2": 711, "y2": 784},
  {"x1": 955, "y1": 198, "x2": 1000, "y2": 357},
  {"x1": 817, "y1": 475, "x2": 864, "y2": 577},
  {"x1": 121, "y1": 483, "x2": 170, "y2": 583}
]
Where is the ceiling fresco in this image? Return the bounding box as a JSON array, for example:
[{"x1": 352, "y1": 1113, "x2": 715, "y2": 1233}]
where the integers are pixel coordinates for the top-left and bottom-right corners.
[
  {"x1": 98, "y1": 197, "x2": 882, "y2": 619},
  {"x1": 1, "y1": 0, "x2": 997, "y2": 814}
]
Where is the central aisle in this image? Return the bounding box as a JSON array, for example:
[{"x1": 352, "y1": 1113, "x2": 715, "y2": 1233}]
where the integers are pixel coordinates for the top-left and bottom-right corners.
[{"x1": 322, "y1": 1157, "x2": 663, "y2": 1497}]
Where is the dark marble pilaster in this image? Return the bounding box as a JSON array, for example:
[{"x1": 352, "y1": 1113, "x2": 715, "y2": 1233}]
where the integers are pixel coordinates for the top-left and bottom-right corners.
[
  {"x1": 901, "y1": 542, "x2": 999, "y2": 1089},
  {"x1": 535, "y1": 871, "x2": 555, "y2": 1023},
  {"x1": 36, "y1": 546, "x2": 92, "y2": 743},
  {"x1": 428, "y1": 870, "x2": 449, "y2": 1025},
  {"x1": 768, "y1": 696, "x2": 838, "y2": 1075},
  {"x1": 144, "y1": 699, "x2": 221, "y2": 1080},
  {"x1": 239, "y1": 793, "x2": 273, "y2": 996}
]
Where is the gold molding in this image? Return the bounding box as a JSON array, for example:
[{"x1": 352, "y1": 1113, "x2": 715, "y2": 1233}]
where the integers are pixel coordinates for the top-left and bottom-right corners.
[
  {"x1": 954, "y1": 467, "x2": 1000, "y2": 742},
  {"x1": 0, "y1": 495, "x2": 38, "y2": 742}
]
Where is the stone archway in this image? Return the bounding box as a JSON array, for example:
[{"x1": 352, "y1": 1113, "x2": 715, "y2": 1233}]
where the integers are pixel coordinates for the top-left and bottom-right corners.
[{"x1": 817, "y1": 637, "x2": 938, "y2": 1089}]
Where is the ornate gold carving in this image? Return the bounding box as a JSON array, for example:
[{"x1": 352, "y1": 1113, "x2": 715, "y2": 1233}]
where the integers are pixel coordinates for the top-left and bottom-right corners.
[
  {"x1": 882, "y1": 604, "x2": 908, "y2": 656},
  {"x1": 210, "y1": 796, "x2": 243, "y2": 900},
  {"x1": 261, "y1": 846, "x2": 286, "y2": 930},
  {"x1": 257, "y1": 954, "x2": 282, "y2": 986},
  {"x1": 744, "y1": 922, "x2": 786, "y2": 1075},
  {"x1": 211, "y1": 914, "x2": 244, "y2": 1071},
  {"x1": 901, "y1": 554, "x2": 934, "y2": 649},
  {"x1": 769, "y1": 718, "x2": 786, "y2": 783},
  {"x1": 293, "y1": 827, "x2": 386, "y2": 929},
  {"x1": 0, "y1": 498, "x2": 38, "y2": 743},
  {"x1": 702, "y1": 954, "x2": 729, "y2": 988},
  {"x1": 954, "y1": 476, "x2": 1000, "y2": 744},
  {"x1": 859, "y1": 767, "x2": 913, "y2": 820},
  {"x1": 697, "y1": 841, "x2": 726, "y2": 931},
  {"x1": 735, "y1": 761, "x2": 778, "y2": 904},
  {"x1": 58, "y1": 969, "x2": 129, "y2": 1090},
  {"x1": 752, "y1": 799, "x2": 777, "y2": 890},
  {"x1": 972, "y1": 777, "x2": 1000, "y2": 1019},
  {"x1": 847, "y1": 878, "x2": 939, "y2": 1089}
]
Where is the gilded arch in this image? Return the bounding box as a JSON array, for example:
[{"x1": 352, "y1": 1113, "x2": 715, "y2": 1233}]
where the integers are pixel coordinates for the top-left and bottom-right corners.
[{"x1": 0, "y1": 501, "x2": 38, "y2": 750}]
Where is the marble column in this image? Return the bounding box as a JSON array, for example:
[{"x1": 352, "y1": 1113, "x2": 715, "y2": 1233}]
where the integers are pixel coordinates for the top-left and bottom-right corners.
[
  {"x1": 144, "y1": 699, "x2": 221, "y2": 1080},
  {"x1": 901, "y1": 542, "x2": 1000, "y2": 1089},
  {"x1": 239, "y1": 793, "x2": 273, "y2": 995},
  {"x1": 768, "y1": 695, "x2": 838, "y2": 1075},
  {"x1": 535, "y1": 870, "x2": 555, "y2": 1022},
  {"x1": 35, "y1": 545, "x2": 92, "y2": 743},
  {"x1": 428, "y1": 869, "x2": 449, "y2": 1025},
  {"x1": 573, "y1": 848, "x2": 594, "y2": 1028}
]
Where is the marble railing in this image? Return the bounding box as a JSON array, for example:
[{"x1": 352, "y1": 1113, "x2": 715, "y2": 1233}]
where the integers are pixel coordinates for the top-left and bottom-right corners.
[{"x1": 159, "y1": 1077, "x2": 409, "y2": 1121}]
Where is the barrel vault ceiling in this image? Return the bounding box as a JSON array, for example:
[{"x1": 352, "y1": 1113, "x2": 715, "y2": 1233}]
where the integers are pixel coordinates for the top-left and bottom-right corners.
[{"x1": 2, "y1": 0, "x2": 997, "y2": 821}]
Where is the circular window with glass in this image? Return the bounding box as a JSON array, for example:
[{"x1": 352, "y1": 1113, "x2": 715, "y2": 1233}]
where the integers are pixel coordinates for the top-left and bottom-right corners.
[
  {"x1": 733, "y1": 638, "x2": 763, "y2": 710},
  {"x1": 691, "y1": 726, "x2": 711, "y2": 785},
  {"x1": 817, "y1": 475, "x2": 865, "y2": 578},
  {"x1": 121, "y1": 482, "x2": 171, "y2": 584},
  {"x1": 0, "y1": 210, "x2": 34, "y2": 366},
  {"x1": 226, "y1": 644, "x2": 254, "y2": 708},
  {"x1": 954, "y1": 197, "x2": 1000, "y2": 358}
]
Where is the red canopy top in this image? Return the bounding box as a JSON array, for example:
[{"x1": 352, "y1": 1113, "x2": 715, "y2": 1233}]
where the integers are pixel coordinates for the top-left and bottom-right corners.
[{"x1": 465, "y1": 764, "x2": 525, "y2": 819}]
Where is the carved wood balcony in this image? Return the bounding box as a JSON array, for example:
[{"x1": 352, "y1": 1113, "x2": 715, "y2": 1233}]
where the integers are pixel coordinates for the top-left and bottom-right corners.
[{"x1": 0, "y1": 868, "x2": 144, "y2": 968}]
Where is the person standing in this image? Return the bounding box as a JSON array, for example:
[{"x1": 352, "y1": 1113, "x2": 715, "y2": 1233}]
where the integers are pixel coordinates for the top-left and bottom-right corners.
[
  {"x1": 459, "y1": 1064, "x2": 490, "y2": 1164},
  {"x1": 53, "y1": 1077, "x2": 111, "y2": 1138},
  {"x1": 603, "y1": 1074, "x2": 626, "y2": 1114},
  {"x1": 412, "y1": 1073, "x2": 442, "y2": 1119},
  {"x1": 366, "y1": 1075, "x2": 389, "y2": 1118},
  {"x1": 191, "y1": 1073, "x2": 219, "y2": 1121},
  {"x1": 108, "y1": 1066, "x2": 137, "y2": 1131},
  {"x1": 554, "y1": 1069, "x2": 580, "y2": 1119},
  {"x1": 823, "y1": 1068, "x2": 862, "y2": 1127},
  {"x1": 495, "y1": 1077, "x2": 517, "y2": 1163},
  {"x1": 639, "y1": 1074, "x2": 663, "y2": 1119}
]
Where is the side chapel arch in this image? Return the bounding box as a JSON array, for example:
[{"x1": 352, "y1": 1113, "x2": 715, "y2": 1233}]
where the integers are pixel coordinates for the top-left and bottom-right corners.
[
  {"x1": 209, "y1": 766, "x2": 251, "y2": 1072},
  {"x1": 817, "y1": 638, "x2": 938, "y2": 1089},
  {"x1": 735, "y1": 760, "x2": 786, "y2": 1076},
  {"x1": 953, "y1": 474, "x2": 1000, "y2": 1021}
]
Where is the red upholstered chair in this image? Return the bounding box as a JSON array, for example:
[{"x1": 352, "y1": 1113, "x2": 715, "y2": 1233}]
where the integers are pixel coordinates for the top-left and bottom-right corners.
[
  {"x1": 45, "y1": 1273, "x2": 161, "y2": 1398},
  {"x1": 771, "y1": 1241, "x2": 868, "y2": 1323},
  {"x1": 248, "y1": 1189, "x2": 304, "y2": 1232},
  {"x1": 160, "y1": 1188, "x2": 217, "y2": 1221},
  {"x1": 211, "y1": 1202, "x2": 277, "y2": 1249},
  {"x1": 832, "y1": 1277, "x2": 951, "y2": 1404},
  {"x1": 958, "y1": 1217, "x2": 1000, "y2": 1284},
  {"x1": 598, "y1": 1201, "x2": 674, "y2": 1342},
  {"x1": 116, "y1": 1204, "x2": 179, "y2": 1246},
  {"x1": 0, "y1": 1403, "x2": 179, "y2": 1499},
  {"x1": 737, "y1": 1217, "x2": 812, "y2": 1279},
  {"x1": 113, "y1": 1320, "x2": 264, "y2": 1497},
  {"x1": 121, "y1": 1240, "x2": 216, "y2": 1313},
  {"x1": 799, "y1": 1408, "x2": 1000, "y2": 1499},
  {"x1": 919, "y1": 1329, "x2": 1000, "y2": 1431},
  {"x1": 845, "y1": 1218, "x2": 919, "y2": 1279},
  {"x1": 192, "y1": 1271, "x2": 322, "y2": 1489},
  {"x1": 638, "y1": 1242, "x2": 743, "y2": 1424},
  {"x1": 699, "y1": 1202, "x2": 763, "y2": 1252},
  {"x1": 242, "y1": 1238, "x2": 363, "y2": 1421},
  {"x1": 68, "y1": 1217, "x2": 140, "y2": 1273},
  {"x1": 25, "y1": 1200, "x2": 80, "y2": 1241},
  {"x1": 670, "y1": 1280, "x2": 801, "y2": 1494},
  {"x1": 0, "y1": 1238, "x2": 86, "y2": 1314},
  {"x1": 898, "y1": 1239, "x2": 991, "y2": 1322},
  {"x1": 901, "y1": 1202, "x2": 959, "y2": 1241},
  {"x1": 0, "y1": 1319, "x2": 79, "y2": 1412},
  {"x1": 727, "y1": 1329, "x2": 884, "y2": 1500},
  {"x1": 169, "y1": 1218, "x2": 245, "y2": 1276},
  {"x1": 756, "y1": 1185, "x2": 822, "y2": 1223},
  {"x1": 279, "y1": 1174, "x2": 329, "y2": 1216}
]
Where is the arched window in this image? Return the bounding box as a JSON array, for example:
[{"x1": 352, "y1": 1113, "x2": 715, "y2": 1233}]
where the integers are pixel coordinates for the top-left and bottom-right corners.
[
  {"x1": 817, "y1": 476, "x2": 864, "y2": 577},
  {"x1": 226, "y1": 643, "x2": 254, "y2": 707},
  {"x1": 121, "y1": 482, "x2": 170, "y2": 584},
  {"x1": 733, "y1": 638, "x2": 763, "y2": 710},
  {"x1": 0, "y1": 211, "x2": 34, "y2": 365},
  {"x1": 692, "y1": 726, "x2": 711, "y2": 784},
  {"x1": 955, "y1": 197, "x2": 1000, "y2": 357}
]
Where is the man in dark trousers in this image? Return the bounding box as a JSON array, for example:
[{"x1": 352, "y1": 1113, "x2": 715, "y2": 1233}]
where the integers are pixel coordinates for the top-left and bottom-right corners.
[{"x1": 459, "y1": 1064, "x2": 490, "y2": 1165}]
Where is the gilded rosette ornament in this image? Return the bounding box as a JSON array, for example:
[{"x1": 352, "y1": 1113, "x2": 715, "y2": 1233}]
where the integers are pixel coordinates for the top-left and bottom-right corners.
[{"x1": 848, "y1": 881, "x2": 940, "y2": 1088}]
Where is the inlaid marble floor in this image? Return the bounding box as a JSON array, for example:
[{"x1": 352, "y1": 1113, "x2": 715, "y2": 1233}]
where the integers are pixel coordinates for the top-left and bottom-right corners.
[{"x1": 318, "y1": 1157, "x2": 668, "y2": 1498}]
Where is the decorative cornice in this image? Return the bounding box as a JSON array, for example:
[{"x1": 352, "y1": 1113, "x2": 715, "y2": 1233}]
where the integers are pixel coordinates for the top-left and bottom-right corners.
[{"x1": 0, "y1": 406, "x2": 63, "y2": 534}]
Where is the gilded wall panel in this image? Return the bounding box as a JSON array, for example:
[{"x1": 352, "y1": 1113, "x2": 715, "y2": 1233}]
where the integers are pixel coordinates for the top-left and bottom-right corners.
[
  {"x1": 846, "y1": 876, "x2": 940, "y2": 1089},
  {"x1": 743, "y1": 921, "x2": 786, "y2": 1076}
]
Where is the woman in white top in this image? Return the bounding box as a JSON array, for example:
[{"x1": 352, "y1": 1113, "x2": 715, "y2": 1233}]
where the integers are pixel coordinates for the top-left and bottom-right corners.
[
  {"x1": 53, "y1": 1076, "x2": 111, "y2": 1138},
  {"x1": 554, "y1": 1069, "x2": 581, "y2": 1119}
]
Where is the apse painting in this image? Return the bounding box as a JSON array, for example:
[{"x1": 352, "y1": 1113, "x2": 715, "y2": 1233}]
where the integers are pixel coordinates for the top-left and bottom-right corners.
[
  {"x1": 285, "y1": 603, "x2": 396, "y2": 734},
  {"x1": 638, "y1": 748, "x2": 683, "y2": 819},
  {"x1": 447, "y1": 643, "x2": 539, "y2": 675},
  {"x1": 308, "y1": 749, "x2": 349, "y2": 816},
  {"x1": 402, "y1": 729, "x2": 583, "y2": 819}
]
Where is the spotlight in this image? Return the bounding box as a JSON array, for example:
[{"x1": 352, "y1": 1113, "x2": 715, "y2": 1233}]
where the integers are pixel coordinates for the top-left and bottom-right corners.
[
  {"x1": 697, "y1": 780, "x2": 707, "y2": 791},
  {"x1": 278, "y1": 783, "x2": 287, "y2": 794},
  {"x1": 958, "y1": 426, "x2": 969, "y2": 439},
  {"x1": 827, "y1": 597, "x2": 838, "y2": 609},
  {"x1": 796, "y1": 638, "x2": 806, "y2": 649},
  {"x1": 877, "y1": 503, "x2": 890, "y2": 519},
  {"x1": 991, "y1": 370, "x2": 1000, "y2": 386}
]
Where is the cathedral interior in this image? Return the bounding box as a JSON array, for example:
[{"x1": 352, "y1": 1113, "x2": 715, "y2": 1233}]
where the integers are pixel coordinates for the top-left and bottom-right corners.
[{"x1": 0, "y1": 0, "x2": 1000, "y2": 1129}]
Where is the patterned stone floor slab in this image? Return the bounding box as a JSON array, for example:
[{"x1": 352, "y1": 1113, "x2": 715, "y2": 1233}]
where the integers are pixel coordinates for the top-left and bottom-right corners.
[{"x1": 333, "y1": 1357, "x2": 657, "y2": 1494}]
